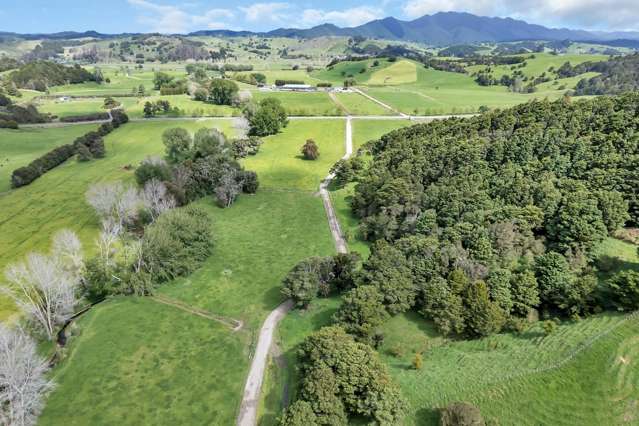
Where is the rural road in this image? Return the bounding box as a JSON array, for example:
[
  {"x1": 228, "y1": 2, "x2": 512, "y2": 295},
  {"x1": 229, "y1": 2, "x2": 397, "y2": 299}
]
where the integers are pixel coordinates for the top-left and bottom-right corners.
[
  {"x1": 236, "y1": 117, "x2": 353, "y2": 426},
  {"x1": 20, "y1": 112, "x2": 475, "y2": 128}
]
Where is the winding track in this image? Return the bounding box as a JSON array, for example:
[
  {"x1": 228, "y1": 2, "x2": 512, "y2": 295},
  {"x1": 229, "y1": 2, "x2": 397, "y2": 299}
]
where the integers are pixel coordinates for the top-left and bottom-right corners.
[{"x1": 236, "y1": 116, "x2": 353, "y2": 426}]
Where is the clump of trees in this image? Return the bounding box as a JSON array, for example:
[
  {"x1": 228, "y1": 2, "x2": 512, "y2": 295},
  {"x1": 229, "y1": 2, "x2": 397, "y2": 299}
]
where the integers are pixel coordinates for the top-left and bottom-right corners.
[
  {"x1": 207, "y1": 79, "x2": 239, "y2": 105},
  {"x1": 280, "y1": 326, "x2": 407, "y2": 425},
  {"x1": 440, "y1": 402, "x2": 485, "y2": 426},
  {"x1": 301, "y1": 139, "x2": 320, "y2": 160},
  {"x1": 9, "y1": 61, "x2": 96, "y2": 91},
  {"x1": 143, "y1": 100, "x2": 172, "y2": 117},
  {"x1": 281, "y1": 253, "x2": 360, "y2": 308},
  {"x1": 244, "y1": 97, "x2": 288, "y2": 136}
]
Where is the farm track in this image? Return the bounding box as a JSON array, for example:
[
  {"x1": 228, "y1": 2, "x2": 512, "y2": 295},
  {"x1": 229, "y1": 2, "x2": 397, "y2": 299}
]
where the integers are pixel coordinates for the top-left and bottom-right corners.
[{"x1": 237, "y1": 116, "x2": 353, "y2": 426}]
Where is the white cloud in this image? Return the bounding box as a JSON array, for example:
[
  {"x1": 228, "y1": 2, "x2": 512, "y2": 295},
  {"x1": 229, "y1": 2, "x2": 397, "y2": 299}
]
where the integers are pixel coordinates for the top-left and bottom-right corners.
[
  {"x1": 128, "y1": 0, "x2": 233, "y2": 33},
  {"x1": 239, "y1": 2, "x2": 291, "y2": 23},
  {"x1": 402, "y1": 0, "x2": 496, "y2": 19},
  {"x1": 401, "y1": 0, "x2": 639, "y2": 30},
  {"x1": 301, "y1": 6, "x2": 384, "y2": 28}
]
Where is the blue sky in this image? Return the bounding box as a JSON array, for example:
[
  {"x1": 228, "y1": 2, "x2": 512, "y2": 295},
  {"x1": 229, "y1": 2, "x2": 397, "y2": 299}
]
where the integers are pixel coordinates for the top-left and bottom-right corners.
[{"x1": 1, "y1": 0, "x2": 638, "y2": 34}]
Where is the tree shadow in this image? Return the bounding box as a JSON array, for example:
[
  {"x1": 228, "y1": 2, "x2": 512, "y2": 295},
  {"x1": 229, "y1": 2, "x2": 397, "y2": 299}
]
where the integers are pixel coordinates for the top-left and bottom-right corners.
[{"x1": 415, "y1": 407, "x2": 440, "y2": 426}]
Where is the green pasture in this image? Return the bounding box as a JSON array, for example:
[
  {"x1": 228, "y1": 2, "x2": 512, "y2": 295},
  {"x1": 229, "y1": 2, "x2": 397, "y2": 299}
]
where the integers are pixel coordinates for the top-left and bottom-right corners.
[
  {"x1": 0, "y1": 119, "x2": 235, "y2": 321},
  {"x1": 466, "y1": 53, "x2": 608, "y2": 79},
  {"x1": 39, "y1": 297, "x2": 247, "y2": 425},
  {"x1": 121, "y1": 95, "x2": 238, "y2": 118},
  {"x1": 29, "y1": 117, "x2": 344, "y2": 424},
  {"x1": 0, "y1": 124, "x2": 97, "y2": 193},
  {"x1": 311, "y1": 58, "x2": 393, "y2": 85},
  {"x1": 252, "y1": 91, "x2": 342, "y2": 116},
  {"x1": 368, "y1": 60, "x2": 418, "y2": 85},
  {"x1": 333, "y1": 92, "x2": 394, "y2": 116}
]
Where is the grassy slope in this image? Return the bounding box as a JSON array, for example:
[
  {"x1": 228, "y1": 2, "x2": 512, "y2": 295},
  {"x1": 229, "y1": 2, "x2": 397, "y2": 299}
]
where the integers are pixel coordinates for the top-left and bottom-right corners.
[
  {"x1": 0, "y1": 120, "x2": 234, "y2": 320},
  {"x1": 0, "y1": 124, "x2": 97, "y2": 192},
  {"x1": 39, "y1": 118, "x2": 342, "y2": 425},
  {"x1": 368, "y1": 60, "x2": 418, "y2": 85},
  {"x1": 311, "y1": 58, "x2": 393, "y2": 85},
  {"x1": 361, "y1": 58, "x2": 598, "y2": 115}
]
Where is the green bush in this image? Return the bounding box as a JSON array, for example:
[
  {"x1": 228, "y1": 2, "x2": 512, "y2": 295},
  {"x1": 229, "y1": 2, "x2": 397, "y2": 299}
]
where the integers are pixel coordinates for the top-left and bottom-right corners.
[{"x1": 141, "y1": 206, "x2": 213, "y2": 282}]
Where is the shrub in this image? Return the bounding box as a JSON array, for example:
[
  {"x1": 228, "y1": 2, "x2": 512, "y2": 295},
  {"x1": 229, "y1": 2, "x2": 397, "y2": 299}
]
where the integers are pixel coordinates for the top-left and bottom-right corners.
[
  {"x1": 440, "y1": 402, "x2": 485, "y2": 426},
  {"x1": 135, "y1": 157, "x2": 172, "y2": 186},
  {"x1": 240, "y1": 170, "x2": 259, "y2": 194},
  {"x1": 0, "y1": 119, "x2": 18, "y2": 129},
  {"x1": 141, "y1": 206, "x2": 213, "y2": 282},
  {"x1": 281, "y1": 257, "x2": 336, "y2": 308},
  {"x1": 608, "y1": 270, "x2": 639, "y2": 310},
  {"x1": 76, "y1": 144, "x2": 93, "y2": 162},
  {"x1": 301, "y1": 139, "x2": 320, "y2": 160},
  {"x1": 412, "y1": 353, "x2": 423, "y2": 370},
  {"x1": 60, "y1": 112, "x2": 111, "y2": 123}
]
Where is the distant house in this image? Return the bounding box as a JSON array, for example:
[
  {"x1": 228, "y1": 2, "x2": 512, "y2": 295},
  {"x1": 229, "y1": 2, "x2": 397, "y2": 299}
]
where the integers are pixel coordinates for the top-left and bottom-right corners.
[{"x1": 280, "y1": 84, "x2": 316, "y2": 92}]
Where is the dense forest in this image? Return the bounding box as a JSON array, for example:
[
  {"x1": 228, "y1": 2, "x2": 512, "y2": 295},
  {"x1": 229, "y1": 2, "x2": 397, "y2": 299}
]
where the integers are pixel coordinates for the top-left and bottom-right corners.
[
  {"x1": 346, "y1": 94, "x2": 639, "y2": 338},
  {"x1": 558, "y1": 53, "x2": 639, "y2": 95},
  {"x1": 9, "y1": 60, "x2": 96, "y2": 91}
]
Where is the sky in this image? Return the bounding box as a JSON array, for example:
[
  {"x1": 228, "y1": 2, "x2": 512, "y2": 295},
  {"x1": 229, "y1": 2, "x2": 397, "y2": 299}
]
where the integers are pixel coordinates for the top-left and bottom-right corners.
[{"x1": 1, "y1": 0, "x2": 638, "y2": 34}]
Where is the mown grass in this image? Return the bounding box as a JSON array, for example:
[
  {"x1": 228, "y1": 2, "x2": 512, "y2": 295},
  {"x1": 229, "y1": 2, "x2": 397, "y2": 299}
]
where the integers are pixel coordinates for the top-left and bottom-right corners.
[
  {"x1": 251, "y1": 91, "x2": 342, "y2": 116},
  {"x1": 0, "y1": 119, "x2": 235, "y2": 320},
  {"x1": 0, "y1": 124, "x2": 97, "y2": 192}
]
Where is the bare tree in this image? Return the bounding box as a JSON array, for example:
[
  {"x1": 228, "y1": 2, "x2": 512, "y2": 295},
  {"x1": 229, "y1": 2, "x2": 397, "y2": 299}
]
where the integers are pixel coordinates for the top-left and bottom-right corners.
[
  {"x1": 0, "y1": 325, "x2": 54, "y2": 426},
  {"x1": 232, "y1": 116, "x2": 250, "y2": 139},
  {"x1": 97, "y1": 217, "x2": 122, "y2": 265},
  {"x1": 214, "y1": 167, "x2": 242, "y2": 208},
  {"x1": 52, "y1": 229, "x2": 84, "y2": 282},
  {"x1": 86, "y1": 182, "x2": 141, "y2": 228},
  {"x1": 142, "y1": 179, "x2": 176, "y2": 220},
  {"x1": 2, "y1": 232, "x2": 83, "y2": 341}
]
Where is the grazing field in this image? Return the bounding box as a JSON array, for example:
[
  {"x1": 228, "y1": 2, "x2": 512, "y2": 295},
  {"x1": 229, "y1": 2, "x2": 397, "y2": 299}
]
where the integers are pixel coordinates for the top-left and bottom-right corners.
[
  {"x1": 368, "y1": 60, "x2": 418, "y2": 85},
  {"x1": 35, "y1": 118, "x2": 343, "y2": 425},
  {"x1": 332, "y1": 92, "x2": 395, "y2": 116},
  {"x1": 35, "y1": 97, "x2": 110, "y2": 118},
  {"x1": 311, "y1": 58, "x2": 393, "y2": 85},
  {"x1": 241, "y1": 118, "x2": 345, "y2": 190},
  {"x1": 0, "y1": 124, "x2": 97, "y2": 192},
  {"x1": 0, "y1": 120, "x2": 235, "y2": 321},
  {"x1": 466, "y1": 53, "x2": 607, "y2": 79},
  {"x1": 39, "y1": 297, "x2": 247, "y2": 425},
  {"x1": 251, "y1": 91, "x2": 342, "y2": 116}
]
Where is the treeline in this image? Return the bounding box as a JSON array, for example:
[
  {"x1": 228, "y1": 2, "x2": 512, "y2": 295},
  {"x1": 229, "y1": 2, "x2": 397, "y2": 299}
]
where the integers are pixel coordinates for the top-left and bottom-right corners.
[
  {"x1": 556, "y1": 53, "x2": 639, "y2": 95},
  {"x1": 336, "y1": 94, "x2": 639, "y2": 340},
  {"x1": 0, "y1": 55, "x2": 20, "y2": 72},
  {"x1": 9, "y1": 61, "x2": 96, "y2": 91},
  {"x1": 11, "y1": 110, "x2": 128, "y2": 188},
  {"x1": 59, "y1": 111, "x2": 110, "y2": 122}
]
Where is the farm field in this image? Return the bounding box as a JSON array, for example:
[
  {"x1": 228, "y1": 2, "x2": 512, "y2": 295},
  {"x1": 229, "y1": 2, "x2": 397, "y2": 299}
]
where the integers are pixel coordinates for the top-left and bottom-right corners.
[
  {"x1": 0, "y1": 124, "x2": 97, "y2": 192},
  {"x1": 368, "y1": 60, "x2": 418, "y2": 85},
  {"x1": 311, "y1": 58, "x2": 394, "y2": 85},
  {"x1": 251, "y1": 91, "x2": 342, "y2": 116},
  {"x1": 332, "y1": 92, "x2": 394, "y2": 115},
  {"x1": 0, "y1": 119, "x2": 235, "y2": 321},
  {"x1": 120, "y1": 95, "x2": 238, "y2": 118},
  {"x1": 29, "y1": 117, "x2": 343, "y2": 425},
  {"x1": 466, "y1": 53, "x2": 608, "y2": 79}
]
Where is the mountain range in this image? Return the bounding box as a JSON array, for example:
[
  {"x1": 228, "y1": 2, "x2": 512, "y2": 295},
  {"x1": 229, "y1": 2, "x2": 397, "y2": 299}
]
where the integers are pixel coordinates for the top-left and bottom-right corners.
[{"x1": 3, "y1": 12, "x2": 639, "y2": 46}]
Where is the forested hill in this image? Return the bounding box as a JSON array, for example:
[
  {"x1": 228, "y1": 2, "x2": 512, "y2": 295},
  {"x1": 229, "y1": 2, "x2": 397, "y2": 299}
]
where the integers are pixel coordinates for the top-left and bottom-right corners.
[
  {"x1": 565, "y1": 53, "x2": 639, "y2": 95},
  {"x1": 342, "y1": 94, "x2": 639, "y2": 338}
]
